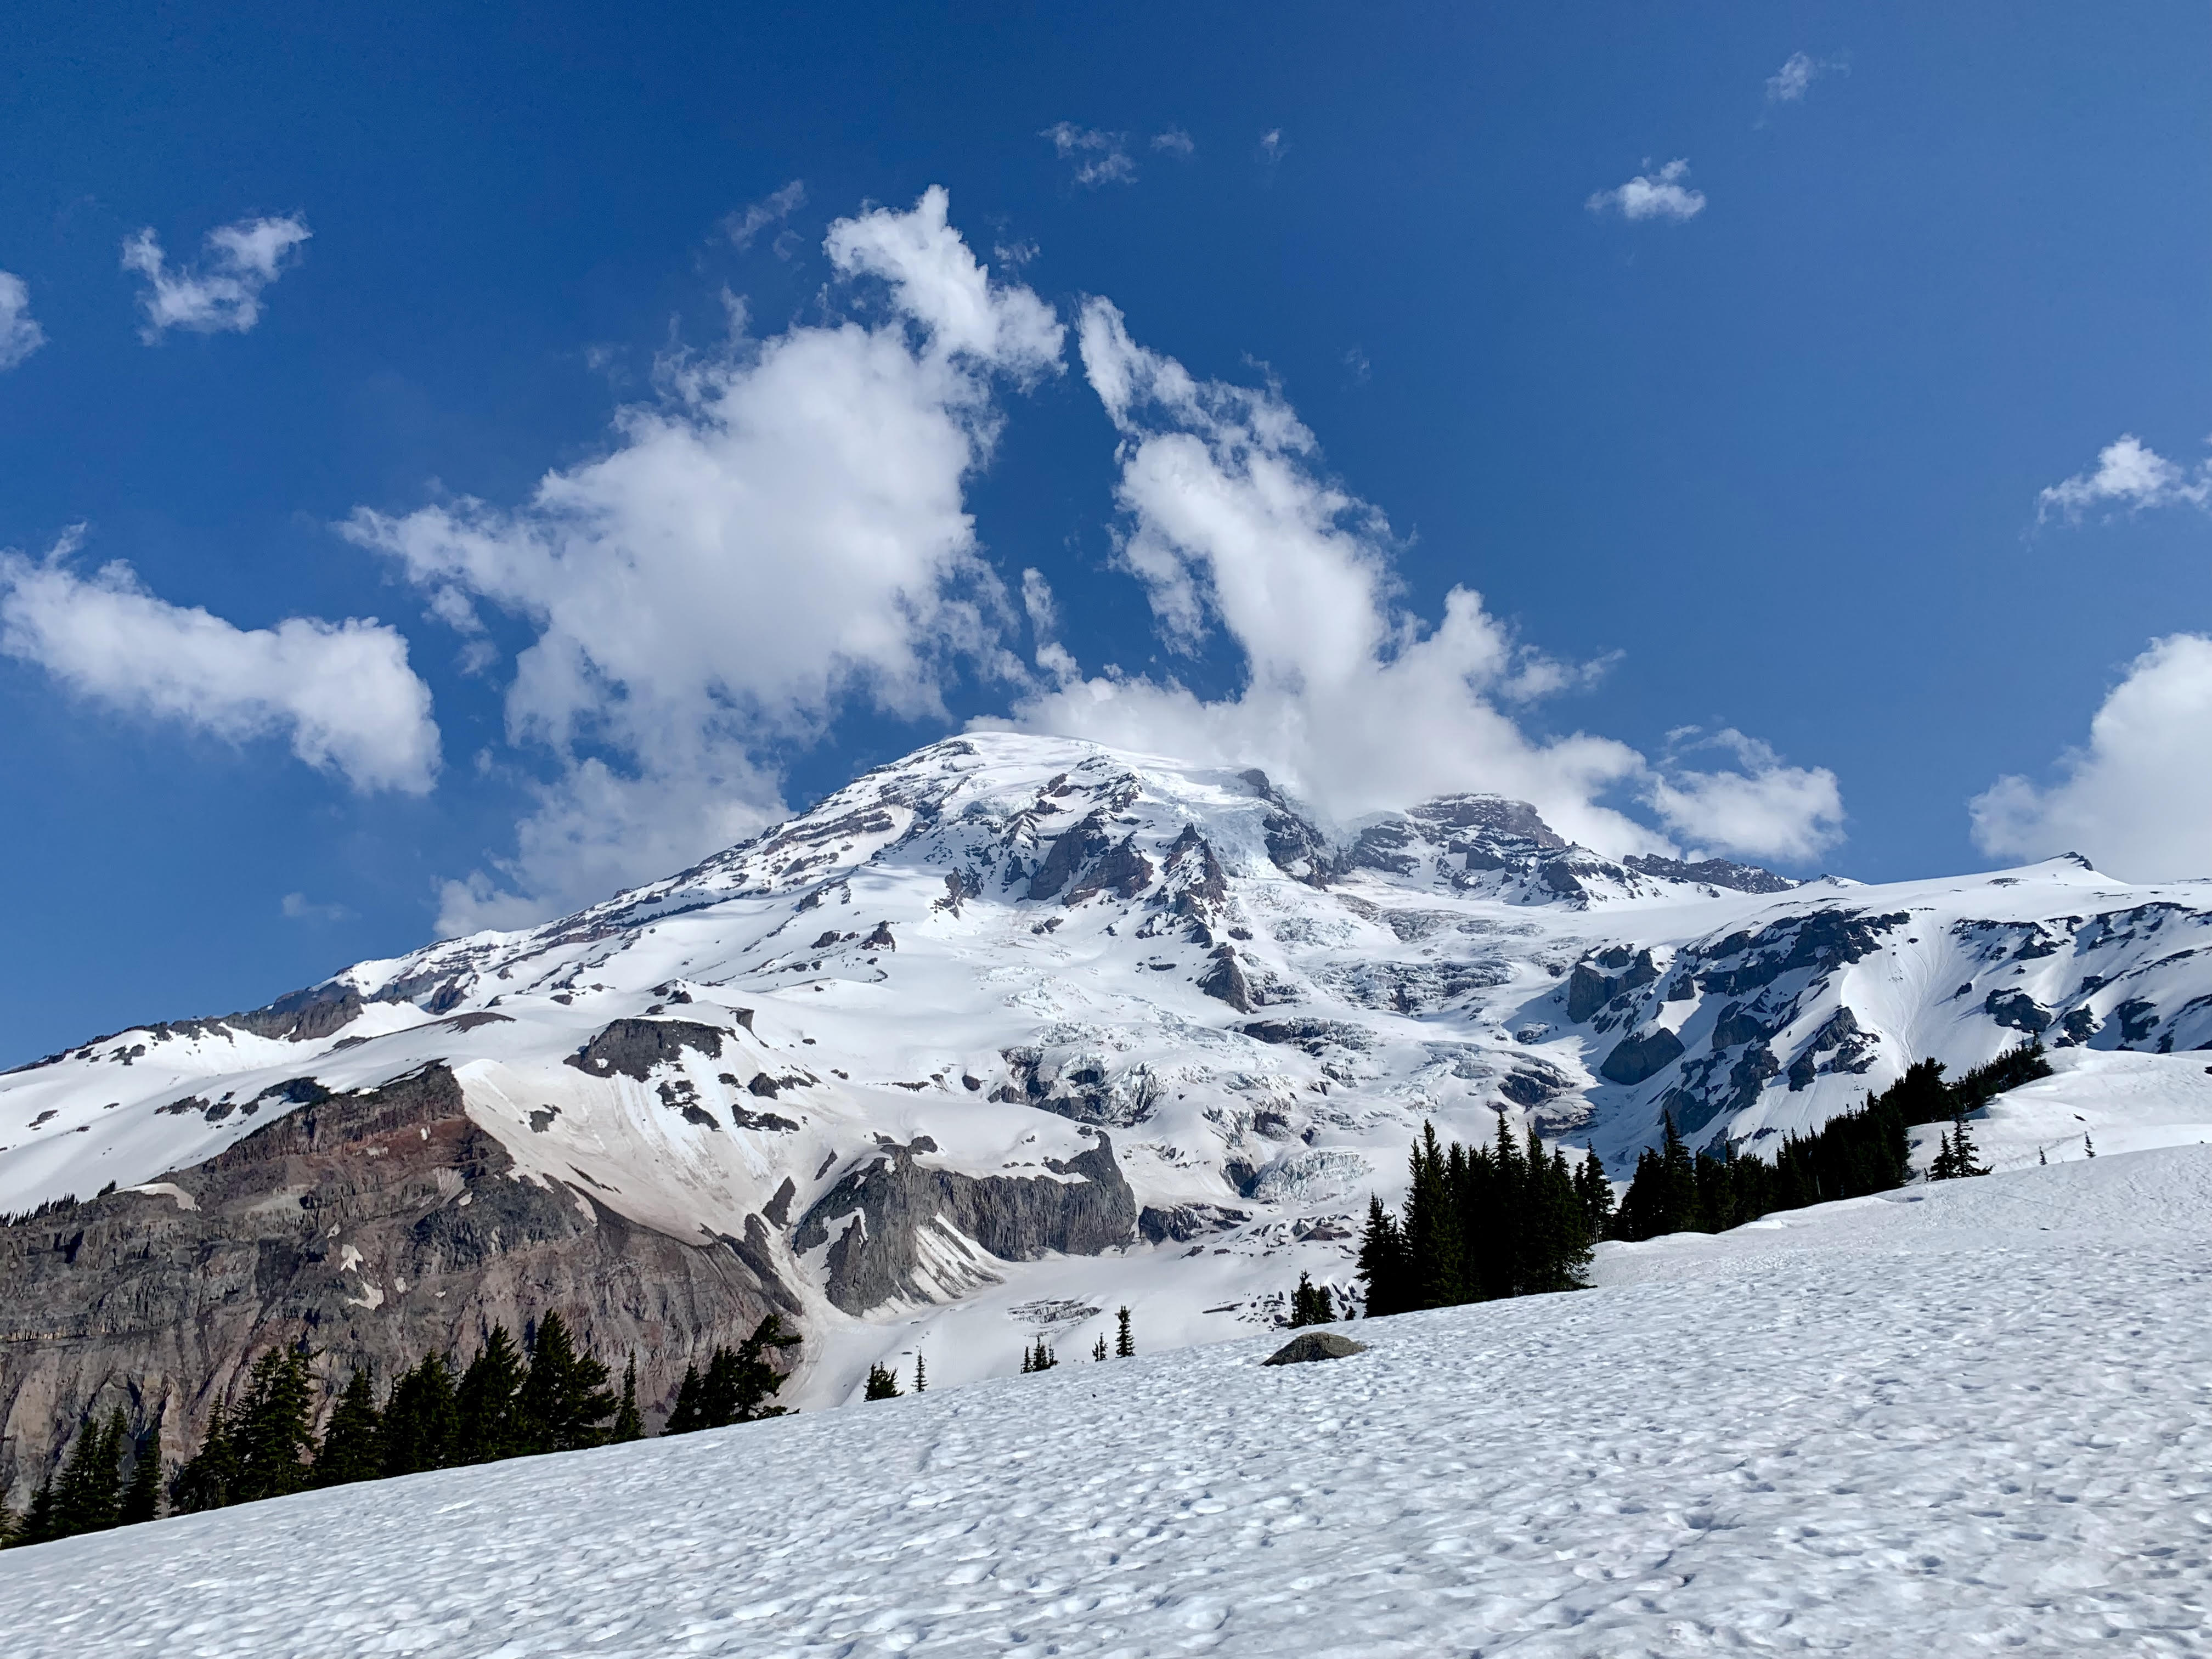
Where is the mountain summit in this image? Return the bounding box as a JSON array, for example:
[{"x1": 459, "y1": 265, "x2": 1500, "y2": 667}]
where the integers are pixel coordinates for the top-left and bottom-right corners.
[{"x1": 7, "y1": 731, "x2": 2212, "y2": 1493}]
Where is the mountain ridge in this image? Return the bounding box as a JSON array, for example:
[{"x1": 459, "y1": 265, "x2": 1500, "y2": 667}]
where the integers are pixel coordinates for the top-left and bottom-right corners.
[{"x1": 7, "y1": 729, "x2": 2212, "y2": 1500}]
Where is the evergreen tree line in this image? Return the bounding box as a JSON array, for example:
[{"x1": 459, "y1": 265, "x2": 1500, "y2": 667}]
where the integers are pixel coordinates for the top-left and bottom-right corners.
[
  {"x1": 1027, "y1": 1306, "x2": 1134, "y2": 1374},
  {"x1": 1357, "y1": 1117, "x2": 1611, "y2": 1318},
  {"x1": 2, "y1": 1311, "x2": 798, "y2": 1547},
  {"x1": 1609, "y1": 1043, "x2": 2049, "y2": 1242}
]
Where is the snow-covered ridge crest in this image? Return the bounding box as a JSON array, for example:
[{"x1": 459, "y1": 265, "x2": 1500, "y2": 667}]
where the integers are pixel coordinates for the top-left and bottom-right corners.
[{"x1": 5, "y1": 730, "x2": 2212, "y2": 1440}]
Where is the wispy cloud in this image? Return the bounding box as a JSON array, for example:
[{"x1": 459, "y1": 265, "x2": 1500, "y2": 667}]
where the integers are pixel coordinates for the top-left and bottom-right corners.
[
  {"x1": 1041, "y1": 123, "x2": 1136, "y2": 186},
  {"x1": 1766, "y1": 51, "x2": 1846, "y2": 105},
  {"x1": 281, "y1": 891, "x2": 354, "y2": 923},
  {"x1": 0, "y1": 272, "x2": 45, "y2": 370},
  {"x1": 0, "y1": 532, "x2": 438, "y2": 793},
  {"x1": 724, "y1": 180, "x2": 807, "y2": 251},
  {"x1": 1002, "y1": 301, "x2": 1845, "y2": 867},
  {"x1": 1972, "y1": 634, "x2": 2212, "y2": 880},
  {"x1": 1257, "y1": 129, "x2": 1287, "y2": 165},
  {"x1": 1587, "y1": 159, "x2": 1706, "y2": 223},
  {"x1": 121, "y1": 214, "x2": 312, "y2": 340},
  {"x1": 1152, "y1": 129, "x2": 1195, "y2": 157},
  {"x1": 2038, "y1": 434, "x2": 2211, "y2": 521},
  {"x1": 346, "y1": 187, "x2": 1065, "y2": 929}
]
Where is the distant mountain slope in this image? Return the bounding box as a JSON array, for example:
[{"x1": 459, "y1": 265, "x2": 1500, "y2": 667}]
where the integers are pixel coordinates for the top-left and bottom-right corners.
[{"x1": 7, "y1": 731, "x2": 2212, "y2": 1500}]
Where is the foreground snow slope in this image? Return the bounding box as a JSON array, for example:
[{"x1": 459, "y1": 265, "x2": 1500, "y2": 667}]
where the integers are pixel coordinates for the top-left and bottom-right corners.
[{"x1": 9, "y1": 1144, "x2": 2211, "y2": 1658}]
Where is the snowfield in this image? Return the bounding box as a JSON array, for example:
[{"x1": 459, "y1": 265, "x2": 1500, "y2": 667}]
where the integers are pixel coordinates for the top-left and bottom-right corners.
[{"x1": 9, "y1": 1143, "x2": 2211, "y2": 1657}]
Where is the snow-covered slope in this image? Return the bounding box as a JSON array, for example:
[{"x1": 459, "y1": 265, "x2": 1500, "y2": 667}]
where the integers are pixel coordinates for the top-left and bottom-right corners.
[
  {"x1": 7, "y1": 730, "x2": 2212, "y2": 1423},
  {"x1": 8, "y1": 1142, "x2": 2211, "y2": 1657}
]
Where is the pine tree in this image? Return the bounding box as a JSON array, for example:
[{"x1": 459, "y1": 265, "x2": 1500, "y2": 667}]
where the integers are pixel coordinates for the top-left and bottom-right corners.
[
  {"x1": 380, "y1": 1353, "x2": 459, "y2": 1476},
  {"x1": 313, "y1": 1369, "x2": 383, "y2": 1488},
  {"x1": 1404, "y1": 1122, "x2": 1466, "y2": 1308},
  {"x1": 1356, "y1": 1194, "x2": 1409, "y2": 1317},
  {"x1": 1289, "y1": 1272, "x2": 1331, "y2": 1327},
  {"x1": 1021, "y1": 1334, "x2": 1056, "y2": 1373},
  {"x1": 912, "y1": 1352, "x2": 926, "y2": 1394},
  {"x1": 50, "y1": 1407, "x2": 128, "y2": 1538},
  {"x1": 663, "y1": 1316, "x2": 800, "y2": 1434},
  {"x1": 119, "y1": 1420, "x2": 162, "y2": 1525},
  {"x1": 0, "y1": 1487, "x2": 18, "y2": 1547},
  {"x1": 1573, "y1": 1148, "x2": 1614, "y2": 1240},
  {"x1": 610, "y1": 1355, "x2": 644, "y2": 1443},
  {"x1": 455, "y1": 1325, "x2": 529, "y2": 1464},
  {"x1": 231, "y1": 1347, "x2": 315, "y2": 1504},
  {"x1": 170, "y1": 1396, "x2": 239, "y2": 1514},
  {"x1": 1949, "y1": 1114, "x2": 1989, "y2": 1178},
  {"x1": 2084, "y1": 1132, "x2": 2095, "y2": 1159},
  {"x1": 864, "y1": 1363, "x2": 901, "y2": 1400},
  {"x1": 518, "y1": 1312, "x2": 616, "y2": 1453},
  {"x1": 20, "y1": 1479, "x2": 57, "y2": 1544},
  {"x1": 663, "y1": 1363, "x2": 706, "y2": 1435},
  {"x1": 1092, "y1": 1334, "x2": 1109, "y2": 1361},
  {"x1": 1115, "y1": 1306, "x2": 1134, "y2": 1358}
]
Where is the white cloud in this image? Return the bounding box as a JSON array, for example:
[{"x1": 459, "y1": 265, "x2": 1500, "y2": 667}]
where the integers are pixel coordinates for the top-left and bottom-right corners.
[
  {"x1": 346, "y1": 186, "x2": 1064, "y2": 929},
  {"x1": 1766, "y1": 52, "x2": 1845, "y2": 104},
  {"x1": 1970, "y1": 634, "x2": 2212, "y2": 880},
  {"x1": 996, "y1": 300, "x2": 1843, "y2": 866},
  {"x1": 1648, "y1": 729, "x2": 1844, "y2": 863},
  {"x1": 0, "y1": 536, "x2": 438, "y2": 793},
  {"x1": 281, "y1": 892, "x2": 354, "y2": 923},
  {"x1": 724, "y1": 181, "x2": 807, "y2": 251},
  {"x1": 1257, "y1": 129, "x2": 1286, "y2": 165},
  {"x1": 1041, "y1": 123, "x2": 1136, "y2": 187},
  {"x1": 121, "y1": 214, "x2": 312, "y2": 339},
  {"x1": 2037, "y1": 433, "x2": 2210, "y2": 521},
  {"x1": 0, "y1": 272, "x2": 45, "y2": 370},
  {"x1": 1152, "y1": 130, "x2": 1195, "y2": 157},
  {"x1": 1587, "y1": 159, "x2": 1706, "y2": 223}
]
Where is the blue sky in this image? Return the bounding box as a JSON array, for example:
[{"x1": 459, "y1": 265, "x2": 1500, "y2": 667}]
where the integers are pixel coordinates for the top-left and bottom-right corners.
[{"x1": 2, "y1": 1, "x2": 2208, "y2": 1063}]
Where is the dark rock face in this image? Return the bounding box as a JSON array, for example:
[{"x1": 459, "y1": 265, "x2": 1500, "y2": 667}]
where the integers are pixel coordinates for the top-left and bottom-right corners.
[
  {"x1": 1239, "y1": 771, "x2": 1332, "y2": 888},
  {"x1": 563, "y1": 1019, "x2": 728, "y2": 1081},
  {"x1": 1262, "y1": 1331, "x2": 1367, "y2": 1365},
  {"x1": 1137, "y1": 1203, "x2": 1248, "y2": 1243},
  {"x1": 1029, "y1": 813, "x2": 1114, "y2": 901},
  {"x1": 1622, "y1": 854, "x2": 1796, "y2": 895},
  {"x1": 1198, "y1": 946, "x2": 1255, "y2": 1013},
  {"x1": 1694, "y1": 911, "x2": 1911, "y2": 1000},
  {"x1": 1599, "y1": 1028, "x2": 1686, "y2": 1086},
  {"x1": 1065, "y1": 837, "x2": 1155, "y2": 905},
  {"x1": 1984, "y1": 990, "x2": 2053, "y2": 1034},
  {"x1": 0, "y1": 1065, "x2": 793, "y2": 1504},
  {"x1": 229, "y1": 982, "x2": 366, "y2": 1042},
  {"x1": 791, "y1": 1135, "x2": 1136, "y2": 1314}
]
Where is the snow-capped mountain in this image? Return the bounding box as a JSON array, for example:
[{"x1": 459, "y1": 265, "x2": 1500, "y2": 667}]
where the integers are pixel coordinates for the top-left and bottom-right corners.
[{"x1": 7, "y1": 730, "x2": 2212, "y2": 1497}]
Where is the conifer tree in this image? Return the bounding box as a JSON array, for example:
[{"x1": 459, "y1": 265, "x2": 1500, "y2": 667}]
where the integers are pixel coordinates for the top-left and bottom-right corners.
[
  {"x1": 610, "y1": 1355, "x2": 644, "y2": 1443},
  {"x1": 380, "y1": 1353, "x2": 459, "y2": 1476},
  {"x1": 1021, "y1": 1334, "x2": 1056, "y2": 1373},
  {"x1": 518, "y1": 1312, "x2": 616, "y2": 1453},
  {"x1": 1289, "y1": 1271, "x2": 1332, "y2": 1327},
  {"x1": 20, "y1": 1479, "x2": 57, "y2": 1544},
  {"x1": 171, "y1": 1395, "x2": 239, "y2": 1514},
  {"x1": 663, "y1": 1363, "x2": 706, "y2": 1435},
  {"x1": 456, "y1": 1325, "x2": 529, "y2": 1464},
  {"x1": 313, "y1": 1369, "x2": 383, "y2": 1488},
  {"x1": 1404, "y1": 1122, "x2": 1466, "y2": 1308},
  {"x1": 231, "y1": 1347, "x2": 315, "y2": 1503},
  {"x1": 1092, "y1": 1334, "x2": 1109, "y2": 1361},
  {"x1": 2084, "y1": 1132, "x2": 2095, "y2": 1159},
  {"x1": 1115, "y1": 1306, "x2": 1134, "y2": 1358},
  {"x1": 120, "y1": 1420, "x2": 162, "y2": 1525},
  {"x1": 50, "y1": 1407, "x2": 128, "y2": 1538},
  {"x1": 0, "y1": 1488, "x2": 18, "y2": 1547},
  {"x1": 912, "y1": 1352, "x2": 926, "y2": 1394},
  {"x1": 1356, "y1": 1194, "x2": 1409, "y2": 1317},
  {"x1": 662, "y1": 1316, "x2": 800, "y2": 1434},
  {"x1": 864, "y1": 1363, "x2": 901, "y2": 1400}
]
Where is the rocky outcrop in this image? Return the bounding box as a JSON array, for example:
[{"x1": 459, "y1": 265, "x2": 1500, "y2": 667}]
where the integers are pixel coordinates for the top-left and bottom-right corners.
[
  {"x1": 564, "y1": 1018, "x2": 729, "y2": 1081},
  {"x1": 0, "y1": 1064, "x2": 792, "y2": 1505},
  {"x1": 792, "y1": 1133, "x2": 1136, "y2": 1314},
  {"x1": 1600, "y1": 1028, "x2": 1686, "y2": 1086}
]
